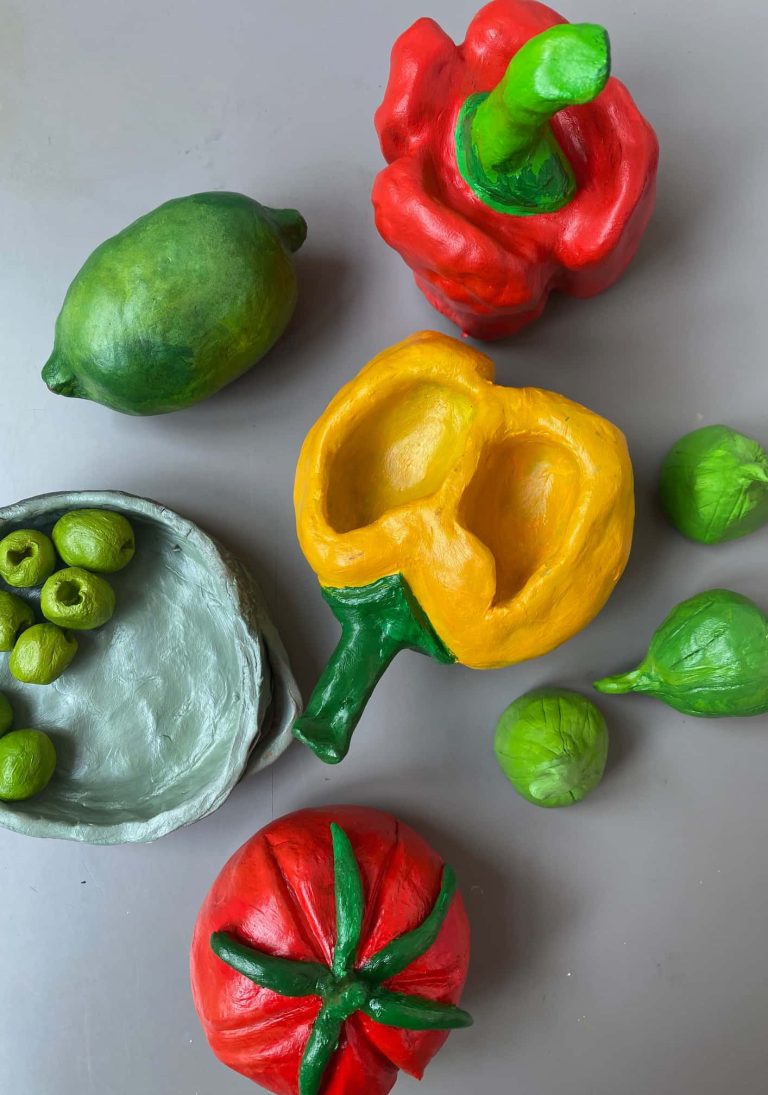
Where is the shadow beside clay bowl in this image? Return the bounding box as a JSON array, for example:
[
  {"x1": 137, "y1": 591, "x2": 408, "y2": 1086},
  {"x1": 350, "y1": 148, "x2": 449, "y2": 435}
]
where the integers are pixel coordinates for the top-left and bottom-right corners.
[{"x1": 0, "y1": 491, "x2": 301, "y2": 844}]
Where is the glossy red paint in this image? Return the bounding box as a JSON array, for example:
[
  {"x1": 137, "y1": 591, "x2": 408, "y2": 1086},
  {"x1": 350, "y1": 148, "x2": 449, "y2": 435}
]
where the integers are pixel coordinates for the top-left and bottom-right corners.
[
  {"x1": 373, "y1": 0, "x2": 659, "y2": 339},
  {"x1": 190, "y1": 806, "x2": 471, "y2": 1095}
]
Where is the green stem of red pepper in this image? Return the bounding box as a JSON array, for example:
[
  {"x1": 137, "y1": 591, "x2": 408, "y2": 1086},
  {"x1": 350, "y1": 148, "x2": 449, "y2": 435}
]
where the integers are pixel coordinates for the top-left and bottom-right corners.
[
  {"x1": 456, "y1": 23, "x2": 611, "y2": 215},
  {"x1": 293, "y1": 574, "x2": 455, "y2": 765},
  {"x1": 211, "y1": 823, "x2": 472, "y2": 1095}
]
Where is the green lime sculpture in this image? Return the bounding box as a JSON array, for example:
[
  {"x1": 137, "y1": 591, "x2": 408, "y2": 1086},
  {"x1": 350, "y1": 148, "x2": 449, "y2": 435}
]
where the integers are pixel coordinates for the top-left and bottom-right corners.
[
  {"x1": 595, "y1": 589, "x2": 768, "y2": 717},
  {"x1": 660, "y1": 425, "x2": 768, "y2": 544},
  {"x1": 494, "y1": 687, "x2": 609, "y2": 807},
  {"x1": 53, "y1": 509, "x2": 135, "y2": 572},
  {"x1": 0, "y1": 730, "x2": 57, "y2": 801},
  {"x1": 42, "y1": 192, "x2": 307, "y2": 415},
  {"x1": 41, "y1": 567, "x2": 116, "y2": 630}
]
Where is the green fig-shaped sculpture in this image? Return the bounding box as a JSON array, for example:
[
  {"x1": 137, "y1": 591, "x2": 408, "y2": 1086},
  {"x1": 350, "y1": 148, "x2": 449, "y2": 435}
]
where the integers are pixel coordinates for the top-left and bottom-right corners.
[
  {"x1": 42, "y1": 192, "x2": 307, "y2": 415},
  {"x1": 494, "y1": 687, "x2": 608, "y2": 807},
  {"x1": 660, "y1": 425, "x2": 768, "y2": 543},
  {"x1": 595, "y1": 589, "x2": 768, "y2": 717}
]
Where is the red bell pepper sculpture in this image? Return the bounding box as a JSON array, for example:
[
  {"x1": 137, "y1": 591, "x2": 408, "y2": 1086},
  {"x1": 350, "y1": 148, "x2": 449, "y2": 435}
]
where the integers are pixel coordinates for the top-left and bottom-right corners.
[
  {"x1": 191, "y1": 806, "x2": 471, "y2": 1095},
  {"x1": 373, "y1": 0, "x2": 659, "y2": 340}
]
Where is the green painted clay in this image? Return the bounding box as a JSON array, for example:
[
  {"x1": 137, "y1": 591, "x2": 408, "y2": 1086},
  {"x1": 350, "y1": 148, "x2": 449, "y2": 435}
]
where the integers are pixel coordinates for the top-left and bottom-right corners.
[
  {"x1": 53, "y1": 509, "x2": 135, "y2": 572},
  {"x1": 660, "y1": 425, "x2": 768, "y2": 544},
  {"x1": 595, "y1": 589, "x2": 768, "y2": 716},
  {"x1": 9, "y1": 623, "x2": 78, "y2": 685},
  {"x1": 41, "y1": 567, "x2": 116, "y2": 631},
  {"x1": 0, "y1": 693, "x2": 13, "y2": 736},
  {"x1": 0, "y1": 591, "x2": 35, "y2": 651},
  {"x1": 456, "y1": 23, "x2": 610, "y2": 215},
  {"x1": 42, "y1": 192, "x2": 307, "y2": 416},
  {"x1": 0, "y1": 491, "x2": 300, "y2": 843},
  {"x1": 292, "y1": 574, "x2": 454, "y2": 765},
  {"x1": 0, "y1": 529, "x2": 56, "y2": 588},
  {"x1": 0, "y1": 730, "x2": 56, "y2": 801},
  {"x1": 494, "y1": 687, "x2": 608, "y2": 807}
]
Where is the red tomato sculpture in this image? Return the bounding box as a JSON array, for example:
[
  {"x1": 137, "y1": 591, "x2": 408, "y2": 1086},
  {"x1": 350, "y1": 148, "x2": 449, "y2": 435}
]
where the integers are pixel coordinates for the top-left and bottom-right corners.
[{"x1": 190, "y1": 806, "x2": 472, "y2": 1095}]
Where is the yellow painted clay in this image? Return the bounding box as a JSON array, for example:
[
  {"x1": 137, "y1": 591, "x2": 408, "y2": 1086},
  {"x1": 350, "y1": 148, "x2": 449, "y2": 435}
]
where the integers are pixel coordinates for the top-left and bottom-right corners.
[{"x1": 295, "y1": 331, "x2": 634, "y2": 670}]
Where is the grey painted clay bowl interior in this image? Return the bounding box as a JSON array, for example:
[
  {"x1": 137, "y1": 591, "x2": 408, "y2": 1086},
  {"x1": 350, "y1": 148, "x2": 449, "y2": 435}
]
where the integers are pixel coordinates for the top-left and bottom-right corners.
[{"x1": 0, "y1": 491, "x2": 301, "y2": 844}]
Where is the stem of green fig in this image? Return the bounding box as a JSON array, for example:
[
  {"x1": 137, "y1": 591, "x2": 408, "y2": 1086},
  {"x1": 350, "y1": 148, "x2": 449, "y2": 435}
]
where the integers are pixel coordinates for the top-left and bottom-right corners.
[{"x1": 593, "y1": 668, "x2": 645, "y2": 694}]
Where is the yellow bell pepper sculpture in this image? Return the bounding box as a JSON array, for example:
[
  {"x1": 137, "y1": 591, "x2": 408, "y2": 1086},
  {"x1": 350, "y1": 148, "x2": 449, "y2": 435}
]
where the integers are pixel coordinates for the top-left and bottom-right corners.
[{"x1": 294, "y1": 331, "x2": 634, "y2": 763}]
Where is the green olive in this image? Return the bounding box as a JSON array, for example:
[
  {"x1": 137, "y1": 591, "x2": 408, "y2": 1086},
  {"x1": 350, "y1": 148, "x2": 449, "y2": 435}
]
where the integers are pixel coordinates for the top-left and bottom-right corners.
[
  {"x1": 41, "y1": 567, "x2": 115, "y2": 631},
  {"x1": 9, "y1": 623, "x2": 78, "y2": 685},
  {"x1": 494, "y1": 687, "x2": 609, "y2": 807},
  {"x1": 0, "y1": 529, "x2": 57, "y2": 588},
  {"x1": 52, "y1": 509, "x2": 135, "y2": 573},
  {"x1": 0, "y1": 693, "x2": 13, "y2": 736},
  {"x1": 0, "y1": 590, "x2": 35, "y2": 651},
  {"x1": 0, "y1": 730, "x2": 57, "y2": 800}
]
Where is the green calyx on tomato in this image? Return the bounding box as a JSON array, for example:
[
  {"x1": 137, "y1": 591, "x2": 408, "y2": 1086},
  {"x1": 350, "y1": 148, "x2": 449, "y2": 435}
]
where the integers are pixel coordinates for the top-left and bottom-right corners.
[{"x1": 210, "y1": 823, "x2": 473, "y2": 1095}]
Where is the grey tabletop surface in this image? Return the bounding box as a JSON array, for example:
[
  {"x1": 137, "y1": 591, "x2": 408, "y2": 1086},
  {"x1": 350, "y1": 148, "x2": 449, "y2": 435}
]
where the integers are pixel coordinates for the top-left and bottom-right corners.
[{"x1": 1, "y1": 0, "x2": 767, "y2": 1092}]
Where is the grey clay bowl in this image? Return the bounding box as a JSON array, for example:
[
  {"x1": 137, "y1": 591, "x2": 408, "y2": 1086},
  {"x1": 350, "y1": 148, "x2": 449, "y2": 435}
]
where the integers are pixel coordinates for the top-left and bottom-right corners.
[{"x1": 0, "y1": 491, "x2": 301, "y2": 844}]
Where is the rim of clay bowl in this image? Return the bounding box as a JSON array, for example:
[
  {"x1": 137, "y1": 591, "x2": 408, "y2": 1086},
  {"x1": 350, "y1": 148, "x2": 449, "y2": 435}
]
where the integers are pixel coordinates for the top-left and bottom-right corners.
[{"x1": 0, "y1": 491, "x2": 301, "y2": 844}]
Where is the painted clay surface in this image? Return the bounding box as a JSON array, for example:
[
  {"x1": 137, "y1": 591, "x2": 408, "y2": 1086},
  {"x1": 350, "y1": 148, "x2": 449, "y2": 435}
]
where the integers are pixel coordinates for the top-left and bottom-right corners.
[
  {"x1": 42, "y1": 192, "x2": 307, "y2": 415},
  {"x1": 190, "y1": 805, "x2": 471, "y2": 1095},
  {"x1": 0, "y1": 491, "x2": 300, "y2": 843},
  {"x1": 293, "y1": 331, "x2": 634, "y2": 761},
  {"x1": 373, "y1": 0, "x2": 659, "y2": 339}
]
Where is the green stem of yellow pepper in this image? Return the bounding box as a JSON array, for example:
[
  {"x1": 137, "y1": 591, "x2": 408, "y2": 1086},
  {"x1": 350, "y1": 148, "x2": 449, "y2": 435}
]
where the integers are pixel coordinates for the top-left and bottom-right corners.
[{"x1": 293, "y1": 574, "x2": 455, "y2": 764}]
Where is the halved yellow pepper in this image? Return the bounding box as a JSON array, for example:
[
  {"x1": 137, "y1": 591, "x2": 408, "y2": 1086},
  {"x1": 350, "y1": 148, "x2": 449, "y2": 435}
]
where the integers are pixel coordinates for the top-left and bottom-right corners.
[{"x1": 294, "y1": 331, "x2": 634, "y2": 763}]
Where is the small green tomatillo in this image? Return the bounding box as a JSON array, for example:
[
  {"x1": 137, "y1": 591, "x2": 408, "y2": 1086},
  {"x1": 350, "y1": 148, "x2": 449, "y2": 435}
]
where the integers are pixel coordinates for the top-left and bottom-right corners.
[
  {"x1": 660, "y1": 425, "x2": 768, "y2": 544},
  {"x1": 494, "y1": 687, "x2": 609, "y2": 807}
]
